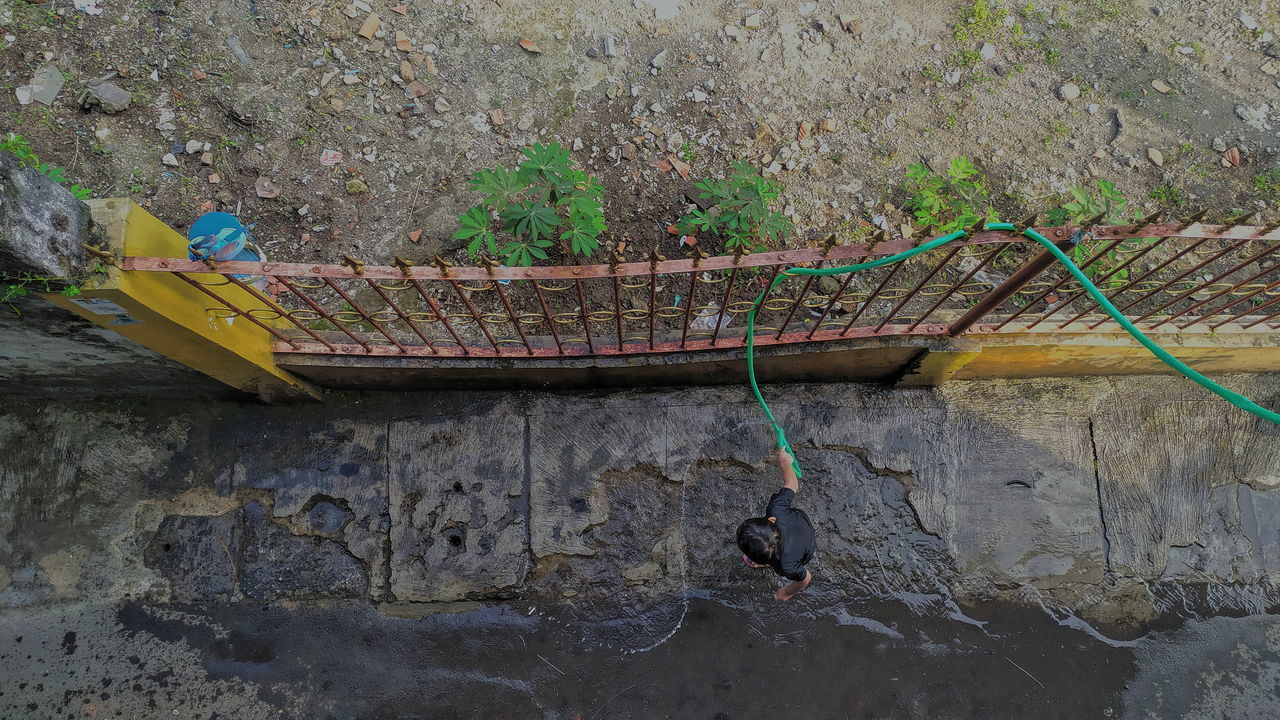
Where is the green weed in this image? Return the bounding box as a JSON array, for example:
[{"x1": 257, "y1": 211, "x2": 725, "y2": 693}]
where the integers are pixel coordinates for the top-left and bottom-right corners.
[{"x1": 677, "y1": 160, "x2": 792, "y2": 253}]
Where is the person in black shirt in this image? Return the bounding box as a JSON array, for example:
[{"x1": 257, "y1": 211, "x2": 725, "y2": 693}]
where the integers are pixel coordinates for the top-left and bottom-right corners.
[{"x1": 736, "y1": 446, "x2": 816, "y2": 601}]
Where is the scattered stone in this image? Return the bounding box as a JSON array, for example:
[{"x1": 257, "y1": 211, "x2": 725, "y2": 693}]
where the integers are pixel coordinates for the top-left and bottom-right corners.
[
  {"x1": 519, "y1": 38, "x2": 542, "y2": 54},
  {"x1": 691, "y1": 88, "x2": 708, "y2": 102},
  {"x1": 207, "y1": 173, "x2": 221, "y2": 184},
  {"x1": 572, "y1": 137, "x2": 584, "y2": 151},
  {"x1": 798, "y1": 2, "x2": 818, "y2": 16},
  {"x1": 298, "y1": 204, "x2": 310, "y2": 217},
  {"x1": 25, "y1": 64, "x2": 64, "y2": 106},
  {"x1": 1240, "y1": 12, "x2": 1259, "y2": 31},
  {"x1": 1236, "y1": 103, "x2": 1271, "y2": 130},
  {"x1": 1212, "y1": 137, "x2": 1228, "y2": 152},
  {"x1": 1223, "y1": 147, "x2": 1242, "y2": 167},
  {"x1": 489, "y1": 108, "x2": 504, "y2": 126},
  {"x1": 1151, "y1": 79, "x2": 1171, "y2": 94},
  {"x1": 191, "y1": 69, "x2": 208, "y2": 80},
  {"x1": 1057, "y1": 83, "x2": 1080, "y2": 101},
  {"x1": 621, "y1": 142, "x2": 637, "y2": 160},
  {"x1": 161, "y1": 153, "x2": 179, "y2": 167},
  {"x1": 156, "y1": 107, "x2": 177, "y2": 137},
  {"x1": 1147, "y1": 147, "x2": 1164, "y2": 167},
  {"x1": 820, "y1": 118, "x2": 837, "y2": 132},
  {"x1": 604, "y1": 36, "x2": 618, "y2": 57},
  {"x1": 743, "y1": 11, "x2": 763, "y2": 29},
  {"x1": 396, "y1": 31, "x2": 412, "y2": 52},
  {"x1": 14, "y1": 85, "x2": 32, "y2": 105},
  {"x1": 797, "y1": 120, "x2": 814, "y2": 140},
  {"x1": 434, "y1": 96, "x2": 451, "y2": 113},
  {"x1": 423, "y1": 55, "x2": 438, "y2": 75},
  {"x1": 224, "y1": 36, "x2": 253, "y2": 67},
  {"x1": 181, "y1": 139, "x2": 200, "y2": 155},
  {"x1": 72, "y1": 0, "x2": 104, "y2": 15},
  {"x1": 400, "y1": 60, "x2": 415, "y2": 82},
  {"x1": 1086, "y1": 103, "x2": 1100, "y2": 114},
  {"x1": 357, "y1": 12, "x2": 381, "y2": 39},
  {"x1": 319, "y1": 149, "x2": 344, "y2": 165},
  {"x1": 944, "y1": 69, "x2": 961, "y2": 85},
  {"x1": 586, "y1": 47, "x2": 599, "y2": 58},
  {"x1": 407, "y1": 229, "x2": 422, "y2": 243},
  {"x1": 839, "y1": 14, "x2": 860, "y2": 33},
  {"x1": 346, "y1": 178, "x2": 370, "y2": 195},
  {"x1": 78, "y1": 77, "x2": 131, "y2": 114},
  {"x1": 724, "y1": 24, "x2": 745, "y2": 41},
  {"x1": 404, "y1": 80, "x2": 431, "y2": 98},
  {"x1": 390, "y1": 4, "x2": 407, "y2": 14},
  {"x1": 255, "y1": 177, "x2": 280, "y2": 198},
  {"x1": 651, "y1": 49, "x2": 668, "y2": 68},
  {"x1": 516, "y1": 115, "x2": 533, "y2": 131},
  {"x1": 200, "y1": 152, "x2": 213, "y2": 165},
  {"x1": 979, "y1": 42, "x2": 996, "y2": 60},
  {"x1": 1109, "y1": 108, "x2": 1124, "y2": 145},
  {"x1": 1262, "y1": 60, "x2": 1280, "y2": 77}
]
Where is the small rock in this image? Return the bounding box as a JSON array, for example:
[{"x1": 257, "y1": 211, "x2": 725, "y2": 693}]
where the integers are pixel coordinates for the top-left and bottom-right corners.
[
  {"x1": 979, "y1": 42, "x2": 996, "y2": 60},
  {"x1": 28, "y1": 64, "x2": 65, "y2": 106},
  {"x1": 944, "y1": 70, "x2": 961, "y2": 85},
  {"x1": 1240, "y1": 12, "x2": 1260, "y2": 31},
  {"x1": 395, "y1": 31, "x2": 413, "y2": 52},
  {"x1": 691, "y1": 88, "x2": 708, "y2": 102},
  {"x1": 839, "y1": 14, "x2": 859, "y2": 33},
  {"x1": 423, "y1": 55, "x2": 438, "y2": 76},
  {"x1": 1262, "y1": 60, "x2": 1280, "y2": 77},
  {"x1": 516, "y1": 115, "x2": 533, "y2": 131},
  {"x1": 604, "y1": 37, "x2": 618, "y2": 57},
  {"x1": 1212, "y1": 137, "x2": 1228, "y2": 152},
  {"x1": 621, "y1": 143, "x2": 637, "y2": 160},
  {"x1": 820, "y1": 118, "x2": 837, "y2": 132},
  {"x1": 1151, "y1": 79, "x2": 1171, "y2": 94},
  {"x1": 1086, "y1": 103, "x2": 1100, "y2": 114},
  {"x1": 1236, "y1": 103, "x2": 1271, "y2": 130},
  {"x1": 255, "y1": 177, "x2": 280, "y2": 199},
  {"x1": 797, "y1": 120, "x2": 814, "y2": 140},
  {"x1": 1147, "y1": 147, "x2": 1164, "y2": 167},
  {"x1": 651, "y1": 49, "x2": 668, "y2": 68},
  {"x1": 1057, "y1": 83, "x2": 1081, "y2": 101},
  {"x1": 346, "y1": 178, "x2": 370, "y2": 195},
  {"x1": 572, "y1": 137, "x2": 584, "y2": 151},
  {"x1": 357, "y1": 12, "x2": 380, "y2": 39},
  {"x1": 434, "y1": 96, "x2": 451, "y2": 113},
  {"x1": 743, "y1": 11, "x2": 763, "y2": 29},
  {"x1": 161, "y1": 153, "x2": 179, "y2": 167},
  {"x1": 798, "y1": 2, "x2": 817, "y2": 16},
  {"x1": 489, "y1": 108, "x2": 504, "y2": 126},
  {"x1": 400, "y1": 60, "x2": 415, "y2": 83},
  {"x1": 319, "y1": 149, "x2": 343, "y2": 165},
  {"x1": 200, "y1": 152, "x2": 214, "y2": 165},
  {"x1": 342, "y1": 74, "x2": 361, "y2": 86},
  {"x1": 78, "y1": 78, "x2": 131, "y2": 114},
  {"x1": 404, "y1": 80, "x2": 430, "y2": 98},
  {"x1": 185, "y1": 139, "x2": 203, "y2": 154},
  {"x1": 586, "y1": 47, "x2": 599, "y2": 58},
  {"x1": 1224, "y1": 147, "x2": 1242, "y2": 167},
  {"x1": 519, "y1": 38, "x2": 542, "y2": 54}
]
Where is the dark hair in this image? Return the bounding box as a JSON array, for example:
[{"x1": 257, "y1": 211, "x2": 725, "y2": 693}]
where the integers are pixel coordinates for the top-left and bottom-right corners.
[{"x1": 736, "y1": 518, "x2": 780, "y2": 565}]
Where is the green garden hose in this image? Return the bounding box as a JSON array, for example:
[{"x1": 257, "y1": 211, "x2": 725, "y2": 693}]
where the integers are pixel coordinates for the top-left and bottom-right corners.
[{"x1": 746, "y1": 222, "x2": 1280, "y2": 479}]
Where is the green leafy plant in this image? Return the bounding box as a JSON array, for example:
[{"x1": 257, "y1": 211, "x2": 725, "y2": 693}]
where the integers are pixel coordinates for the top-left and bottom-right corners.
[
  {"x1": 676, "y1": 160, "x2": 792, "y2": 253},
  {"x1": 1053, "y1": 180, "x2": 1153, "y2": 281},
  {"x1": 1254, "y1": 168, "x2": 1280, "y2": 204},
  {"x1": 1, "y1": 133, "x2": 93, "y2": 199},
  {"x1": 954, "y1": 0, "x2": 1008, "y2": 43},
  {"x1": 904, "y1": 157, "x2": 996, "y2": 233},
  {"x1": 453, "y1": 142, "x2": 606, "y2": 266},
  {"x1": 2, "y1": 273, "x2": 80, "y2": 314}
]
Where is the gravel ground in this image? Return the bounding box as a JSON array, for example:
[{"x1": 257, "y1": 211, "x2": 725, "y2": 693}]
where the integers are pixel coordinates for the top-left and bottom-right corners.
[{"x1": 4, "y1": 0, "x2": 1280, "y2": 266}]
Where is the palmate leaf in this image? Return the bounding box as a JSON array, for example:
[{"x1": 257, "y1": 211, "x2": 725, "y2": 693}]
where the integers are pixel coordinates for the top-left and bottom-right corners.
[
  {"x1": 453, "y1": 205, "x2": 497, "y2": 259},
  {"x1": 517, "y1": 142, "x2": 572, "y2": 183},
  {"x1": 500, "y1": 202, "x2": 560, "y2": 242},
  {"x1": 469, "y1": 167, "x2": 524, "y2": 210}
]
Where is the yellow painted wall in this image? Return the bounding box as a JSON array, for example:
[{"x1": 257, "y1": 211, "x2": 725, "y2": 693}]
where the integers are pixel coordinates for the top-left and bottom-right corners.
[{"x1": 42, "y1": 200, "x2": 317, "y2": 400}]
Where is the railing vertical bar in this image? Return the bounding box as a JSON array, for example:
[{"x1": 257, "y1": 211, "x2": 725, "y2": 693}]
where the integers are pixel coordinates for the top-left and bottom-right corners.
[
  {"x1": 842, "y1": 263, "x2": 901, "y2": 335},
  {"x1": 775, "y1": 261, "x2": 825, "y2": 340},
  {"x1": 710, "y1": 267, "x2": 739, "y2": 346},
  {"x1": 990, "y1": 238, "x2": 1127, "y2": 331},
  {"x1": 173, "y1": 272, "x2": 302, "y2": 349},
  {"x1": 611, "y1": 276, "x2": 625, "y2": 352},
  {"x1": 1242, "y1": 305, "x2": 1280, "y2": 329},
  {"x1": 807, "y1": 266, "x2": 860, "y2": 339},
  {"x1": 365, "y1": 279, "x2": 438, "y2": 353},
  {"x1": 1067, "y1": 237, "x2": 1211, "y2": 328},
  {"x1": 907, "y1": 242, "x2": 1013, "y2": 332},
  {"x1": 407, "y1": 279, "x2": 468, "y2": 354},
  {"x1": 491, "y1": 279, "x2": 534, "y2": 355},
  {"x1": 1137, "y1": 242, "x2": 1280, "y2": 328},
  {"x1": 275, "y1": 276, "x2": 371, "y2": 350},
  {"x1": 220, "y1": 273, "x2": 337, "y2": 351},
  {"x1": 532, "y1": 283, "x2": 564, "y2": 355},
  {"x1": 574, "y1": 279, "x2": 595, "y2": 353},
  {"x1": 1085, "y1": 237, "x2": 1242, "y2": 329},
  {"x1": 322, "y1": 277, "x2": 408, "y2": 353},
  {"x1": 680, "y1": 270, "x2": 699, "y2": 349},
  {"x1": 1211, "y1": 284, "x2": 1280, "y2": 329},
  {"x1": 448, "y1": 280, "x2": 502, "y2": 354},
  {"x1": 1153, "y1": 261, "x2": 1280, "y2": 329},
  {"x1": 875, "y1": 246, "x2": 962, "y2": 332},
  {"x1": 648, "y1": 273, "x2": 657, "y2": 350},
  {"x1": 1036, "y1": 236, "x2": 1174, "y2": 329},
  {"x1": 1181, "y1": 274, "x2": 1280, "y2": 330}
]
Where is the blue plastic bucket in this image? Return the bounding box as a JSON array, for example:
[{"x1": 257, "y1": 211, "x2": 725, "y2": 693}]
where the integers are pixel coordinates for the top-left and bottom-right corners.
[{"x1": 187, "y1": 212, "x2": 267, "y2": 285}]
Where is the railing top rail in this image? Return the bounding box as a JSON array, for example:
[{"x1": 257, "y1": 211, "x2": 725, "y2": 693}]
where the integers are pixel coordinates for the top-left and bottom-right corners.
[{"x1": 120, "y1": 222, "x2": 1274, "y2": 281}]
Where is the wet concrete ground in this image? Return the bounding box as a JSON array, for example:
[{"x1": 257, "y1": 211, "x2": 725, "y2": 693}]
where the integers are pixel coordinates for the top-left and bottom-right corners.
[{"x1": 2, "y1": 593, "x2": 1277, "y2": 719}]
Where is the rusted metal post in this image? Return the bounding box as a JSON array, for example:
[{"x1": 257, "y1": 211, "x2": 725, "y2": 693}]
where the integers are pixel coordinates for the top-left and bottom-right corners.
[{"x1": 946, "y1": 231, "x2": 1081, "y2": 337}]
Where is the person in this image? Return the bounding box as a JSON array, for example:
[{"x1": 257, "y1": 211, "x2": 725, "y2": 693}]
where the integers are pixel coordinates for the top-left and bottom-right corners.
[{"x1": 736, "y1": 446, "x2": 815, "y2": 601}]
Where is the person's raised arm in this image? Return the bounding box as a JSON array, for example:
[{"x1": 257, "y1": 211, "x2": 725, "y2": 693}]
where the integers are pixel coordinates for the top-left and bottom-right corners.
[{"x1": 777, "y1": 446, "x2": 799, "y2": 493}]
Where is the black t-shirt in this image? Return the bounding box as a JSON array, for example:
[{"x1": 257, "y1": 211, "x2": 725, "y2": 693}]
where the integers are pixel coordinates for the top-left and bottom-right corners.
[{"x1": 766, "y1": 488, "x2": 816, "y2": 582}]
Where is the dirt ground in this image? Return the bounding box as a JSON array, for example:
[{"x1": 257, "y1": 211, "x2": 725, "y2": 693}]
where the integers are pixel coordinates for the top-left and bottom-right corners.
[{"x1": 4, "y1": 0, "x2": 1280, "y2": 267}]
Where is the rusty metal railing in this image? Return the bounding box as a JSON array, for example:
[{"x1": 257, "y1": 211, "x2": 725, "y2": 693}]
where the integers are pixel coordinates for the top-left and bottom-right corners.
[{"x1": 120, "y1": 222, "x2": 1280, "y2": 358}]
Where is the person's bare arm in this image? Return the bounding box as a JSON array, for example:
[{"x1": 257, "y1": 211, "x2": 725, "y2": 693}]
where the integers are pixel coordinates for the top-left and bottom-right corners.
[
  {"x1": 774, "y1": 570, "x2": 811, "y2": 602},
  {"x1": 777, "y1": 447, "x2": 799, "y2": 493}
]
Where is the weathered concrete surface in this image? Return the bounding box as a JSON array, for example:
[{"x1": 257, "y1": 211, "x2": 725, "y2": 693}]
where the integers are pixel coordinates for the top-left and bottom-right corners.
[
  {"x1": 2, "y1": 376, "x2": 1277, "y2": 620},
  {"x1": 2, "y1": 377, "x2": 1280, "y2": 716},
  {"x1": 0, "y1": 152, "x2": 95, "y2": 279}
]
